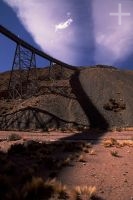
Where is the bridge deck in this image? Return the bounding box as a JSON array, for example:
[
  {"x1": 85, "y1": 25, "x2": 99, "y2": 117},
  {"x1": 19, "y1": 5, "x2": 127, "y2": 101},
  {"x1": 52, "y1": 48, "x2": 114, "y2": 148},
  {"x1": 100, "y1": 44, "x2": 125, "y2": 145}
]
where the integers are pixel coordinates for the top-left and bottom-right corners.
[{"x1": 0, "y1": 25, "x2": 76, "y2": 70}]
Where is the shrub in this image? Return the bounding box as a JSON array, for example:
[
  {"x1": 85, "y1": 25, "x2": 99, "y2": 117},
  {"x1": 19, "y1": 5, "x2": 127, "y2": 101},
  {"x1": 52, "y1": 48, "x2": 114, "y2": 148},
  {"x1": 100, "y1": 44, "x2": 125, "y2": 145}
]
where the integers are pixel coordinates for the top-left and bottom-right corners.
[
  {"x1": 21, "y1": 177, "x2": 54, "y2": 200},
  {"x1": 110, "y1": 150, "x2": 119, "y2": 157},
  {"x1": 8, "y1": 133, "x2": 22, "y2": 141},
  {"x1": 21, "y1": 177, "x2": 68, "y2": 200},
  {"x1": 103, "y1": 98, "x2": 126, "y2": 112}
]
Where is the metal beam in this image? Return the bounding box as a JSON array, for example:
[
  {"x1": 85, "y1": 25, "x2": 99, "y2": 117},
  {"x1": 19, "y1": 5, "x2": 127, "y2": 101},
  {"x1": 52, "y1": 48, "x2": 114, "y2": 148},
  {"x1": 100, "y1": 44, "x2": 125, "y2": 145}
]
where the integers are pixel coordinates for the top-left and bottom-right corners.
[{"x1": 0, "y1": 25, "x2": 76, "y2": 70}]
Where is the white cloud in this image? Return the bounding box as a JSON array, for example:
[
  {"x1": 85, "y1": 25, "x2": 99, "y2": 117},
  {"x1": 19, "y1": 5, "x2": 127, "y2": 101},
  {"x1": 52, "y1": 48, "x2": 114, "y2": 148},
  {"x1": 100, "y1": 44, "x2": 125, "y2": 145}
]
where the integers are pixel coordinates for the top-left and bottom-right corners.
[
  {"x1": 3, "y1": 0, "x2": 76, "y2": 65},
  {"x1": 3, "y1": 0, "x2": 133, "y2": 67},
  {"x1": 55, "y1": 18, "x2": 73, "y2": 32},
  {"x1": 93, "y1": 0, "x2": 133, "y2": 65},
  {"x1": 95, "y1": 24, "x2": 133, "y2": 64}
]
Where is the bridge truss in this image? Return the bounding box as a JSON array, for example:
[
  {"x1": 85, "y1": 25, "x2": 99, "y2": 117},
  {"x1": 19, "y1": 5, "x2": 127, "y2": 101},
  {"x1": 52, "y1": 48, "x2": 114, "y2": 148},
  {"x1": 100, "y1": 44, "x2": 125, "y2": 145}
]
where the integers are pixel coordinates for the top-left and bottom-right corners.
[{"x1": 0, "y1": 25, "x2": 75, "y2": 99}]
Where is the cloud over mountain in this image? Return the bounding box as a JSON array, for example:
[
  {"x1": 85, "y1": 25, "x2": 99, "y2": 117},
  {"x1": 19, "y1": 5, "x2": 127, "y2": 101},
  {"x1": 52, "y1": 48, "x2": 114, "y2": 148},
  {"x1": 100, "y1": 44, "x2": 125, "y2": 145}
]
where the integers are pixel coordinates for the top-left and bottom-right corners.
[{"x1": 3, "y1": 0, "x2": 133, "y2": 67}]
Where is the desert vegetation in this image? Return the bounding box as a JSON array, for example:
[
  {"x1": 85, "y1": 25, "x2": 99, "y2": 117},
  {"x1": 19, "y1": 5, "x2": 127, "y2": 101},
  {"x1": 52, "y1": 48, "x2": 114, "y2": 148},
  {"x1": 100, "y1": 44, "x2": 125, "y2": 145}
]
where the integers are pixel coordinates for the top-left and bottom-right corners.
[
  {"x1": 103, "y1": 98, "x2": 126, "y2": 112},
  {"x1": 0, "y1": 139, "x2": 100, "y2": 200},
  {"x1": 8, "y1": 133, "x2": 22, "y2": 141},
  {"x1": 103, "y1": 138, "x2": 133, "y2": 148},
  {"x1": 0, "y1": 132, "x2": 132, "y2": 200}
]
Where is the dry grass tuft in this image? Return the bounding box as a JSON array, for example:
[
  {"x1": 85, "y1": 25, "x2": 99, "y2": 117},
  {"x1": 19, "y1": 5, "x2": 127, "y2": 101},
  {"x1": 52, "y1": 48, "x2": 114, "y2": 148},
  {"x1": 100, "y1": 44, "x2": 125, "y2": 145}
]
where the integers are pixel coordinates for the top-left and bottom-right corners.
[
  {"x1": 110, "y1": 150, "x2": 120, "y2": 157},
  {"x1": 119, "y1": 140, "x2": 133, "y2": 147},
  {"x1": 78, "y1": 155, "x2": 86, "y2": 162},
  {"x1": 103, "y1": 138, "x2": 118, "y2": 147},
  {"x1": 22, "y1": 177, "x2": 68, "y2": 200},
  {"x1": 103, "y1": 138, "x2": 133, "y2": 148},
  {"x1": 22, "y1": 177, "x2": 48, "y2": 199},
  {"x1": 73, "y1": 185, "x2": 96, "y2": 200},
  {"x1": 45, "y1": 178, "x2": 69, "y2": 199},
  {"x1": 89, "y1": 149, "x2": 96, "y2": 155}
]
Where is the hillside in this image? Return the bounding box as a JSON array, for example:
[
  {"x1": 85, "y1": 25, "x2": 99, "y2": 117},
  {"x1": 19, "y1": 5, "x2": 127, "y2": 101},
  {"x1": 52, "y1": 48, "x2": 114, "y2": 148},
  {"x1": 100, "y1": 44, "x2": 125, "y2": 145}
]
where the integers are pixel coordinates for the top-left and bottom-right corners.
[{"x1": 0, "y1": 64, "x2": 133, "y2": 131}]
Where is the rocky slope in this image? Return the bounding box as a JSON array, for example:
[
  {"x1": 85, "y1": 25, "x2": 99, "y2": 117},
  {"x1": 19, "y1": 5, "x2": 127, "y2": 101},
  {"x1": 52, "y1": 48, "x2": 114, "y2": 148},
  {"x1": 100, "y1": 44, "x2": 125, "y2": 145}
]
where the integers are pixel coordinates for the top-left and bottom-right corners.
[{"x1": 0, "y1": 64, "x2": 133, "y2": 131}]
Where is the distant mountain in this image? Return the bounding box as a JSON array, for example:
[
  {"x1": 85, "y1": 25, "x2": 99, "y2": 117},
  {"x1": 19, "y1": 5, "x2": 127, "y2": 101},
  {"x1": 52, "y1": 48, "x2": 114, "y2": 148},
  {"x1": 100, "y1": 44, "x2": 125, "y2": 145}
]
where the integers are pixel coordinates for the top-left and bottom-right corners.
[{"x1": 0, "y1": 65, "x2": 133, "y2": 131}]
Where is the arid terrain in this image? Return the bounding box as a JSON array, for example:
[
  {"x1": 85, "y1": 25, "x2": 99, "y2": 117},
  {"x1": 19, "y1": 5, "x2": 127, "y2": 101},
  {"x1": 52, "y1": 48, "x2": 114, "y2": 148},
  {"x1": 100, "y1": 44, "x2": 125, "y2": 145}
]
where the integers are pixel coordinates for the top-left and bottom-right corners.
[
  {"x1": 0, "y1": 130, "x2": 133, "y2": 200},
  {"x1": 1, "y1": 65, "x2": 133, "y2": 131},
  {"x1": 0, "y1": 65, "x2": 133, "y2": 199}
]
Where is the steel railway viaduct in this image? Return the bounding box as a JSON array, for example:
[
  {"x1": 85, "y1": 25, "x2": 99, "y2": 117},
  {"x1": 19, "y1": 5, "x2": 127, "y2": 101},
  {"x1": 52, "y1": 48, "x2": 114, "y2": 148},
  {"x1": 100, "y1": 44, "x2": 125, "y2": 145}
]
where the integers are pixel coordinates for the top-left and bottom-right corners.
[{"x1": 0, "y1": 25, "x2": 77, "y2": 99}]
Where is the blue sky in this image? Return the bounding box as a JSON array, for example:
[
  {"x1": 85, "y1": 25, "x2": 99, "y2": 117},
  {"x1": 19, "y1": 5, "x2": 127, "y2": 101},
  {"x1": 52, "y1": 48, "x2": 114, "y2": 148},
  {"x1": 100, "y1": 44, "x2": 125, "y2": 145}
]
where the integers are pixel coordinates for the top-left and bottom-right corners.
[{"x1": 0, "y1": 0, "x2": 133, "y2": 72}]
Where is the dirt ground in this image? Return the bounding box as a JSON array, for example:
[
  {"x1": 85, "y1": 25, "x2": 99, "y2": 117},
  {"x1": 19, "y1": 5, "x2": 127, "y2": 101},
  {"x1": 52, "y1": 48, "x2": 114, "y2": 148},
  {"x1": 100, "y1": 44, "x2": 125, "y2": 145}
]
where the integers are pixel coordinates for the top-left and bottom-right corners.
[{"x1": 0, "y1": 130, "x2": 133, "y2": 200}]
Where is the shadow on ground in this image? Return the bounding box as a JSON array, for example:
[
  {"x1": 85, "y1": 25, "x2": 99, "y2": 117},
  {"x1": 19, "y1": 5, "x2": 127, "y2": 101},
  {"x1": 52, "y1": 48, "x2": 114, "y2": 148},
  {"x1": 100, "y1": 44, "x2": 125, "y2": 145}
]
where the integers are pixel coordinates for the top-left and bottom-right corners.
[
  {"x1": 1, "y1": 69, "x2": 109, "y2": 144},
  {"x1": 0, "y1": 106, "x2": 78, "y2": 132},
  {"x1": 0, "y1": 135, "x2": 105, "y2": 200},
  {"x1": 70, "y1": 70, "x2": 109, "y2": 143}
]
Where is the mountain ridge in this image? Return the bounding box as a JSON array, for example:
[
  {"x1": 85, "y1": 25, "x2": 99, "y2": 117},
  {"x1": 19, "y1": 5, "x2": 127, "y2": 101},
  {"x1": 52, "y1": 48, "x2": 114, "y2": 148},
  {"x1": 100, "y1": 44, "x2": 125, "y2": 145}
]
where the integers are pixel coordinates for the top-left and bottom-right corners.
[{"x1": 0, "y1": 64, "x2": 133, "y2": 131}]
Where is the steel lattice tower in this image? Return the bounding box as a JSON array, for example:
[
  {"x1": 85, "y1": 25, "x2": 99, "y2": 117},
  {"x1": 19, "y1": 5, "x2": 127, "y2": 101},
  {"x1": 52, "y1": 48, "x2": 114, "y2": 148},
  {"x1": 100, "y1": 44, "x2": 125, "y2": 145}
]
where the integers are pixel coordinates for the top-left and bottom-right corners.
[
  {"x1": 0, "y1": 25, "x2": 76, "y2": 100},
  {"x1": 8, "y1": 43, "x2": 38, "y2": 99}
]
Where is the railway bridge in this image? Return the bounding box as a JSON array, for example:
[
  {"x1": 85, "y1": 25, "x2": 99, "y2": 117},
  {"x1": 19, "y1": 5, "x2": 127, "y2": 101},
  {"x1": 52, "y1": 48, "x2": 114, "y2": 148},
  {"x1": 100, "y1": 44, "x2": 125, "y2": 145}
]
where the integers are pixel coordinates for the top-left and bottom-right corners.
[{"x1": 0, "y1": 25, "x2": 76, "y2": 99}]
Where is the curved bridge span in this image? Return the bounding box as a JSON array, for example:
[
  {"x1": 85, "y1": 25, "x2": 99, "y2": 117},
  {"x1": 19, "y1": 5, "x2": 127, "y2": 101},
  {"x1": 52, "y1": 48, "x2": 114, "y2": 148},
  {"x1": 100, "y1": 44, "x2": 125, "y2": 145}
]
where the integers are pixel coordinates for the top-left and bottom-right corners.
[
  {"x1": 0, "y1": 25, "x2": 76, "y2": 70},
  {"x1": 0, "y1": 25, "x2": 76, "y2": 99}
]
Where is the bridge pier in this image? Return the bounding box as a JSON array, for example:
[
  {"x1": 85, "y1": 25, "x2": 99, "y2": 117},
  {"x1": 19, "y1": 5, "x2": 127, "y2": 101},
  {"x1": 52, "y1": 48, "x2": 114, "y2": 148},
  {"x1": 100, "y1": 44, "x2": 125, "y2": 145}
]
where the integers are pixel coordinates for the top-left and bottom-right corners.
[{"x1": 8, "y1": 43, "x2": 38, "y2": 99}]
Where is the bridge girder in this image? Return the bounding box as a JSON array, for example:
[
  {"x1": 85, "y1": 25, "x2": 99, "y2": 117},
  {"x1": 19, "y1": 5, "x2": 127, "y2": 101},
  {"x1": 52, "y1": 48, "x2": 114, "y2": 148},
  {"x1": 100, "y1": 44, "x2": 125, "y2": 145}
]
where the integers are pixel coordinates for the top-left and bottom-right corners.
[{"x1": 0, "y1": 25, "x2": 77, "y2": 100}]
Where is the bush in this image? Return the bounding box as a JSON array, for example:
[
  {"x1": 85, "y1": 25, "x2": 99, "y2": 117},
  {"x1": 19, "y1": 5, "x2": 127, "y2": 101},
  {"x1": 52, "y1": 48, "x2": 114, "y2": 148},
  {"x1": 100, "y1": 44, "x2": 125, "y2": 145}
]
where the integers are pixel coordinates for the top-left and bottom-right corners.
[
  {"x1": 8, "y1": 133, "x2": 22, "y2": 141},
  {"x1": 21, "y1": 177, "x2": 53, "y2": 200},
  {"x1": 103, "y1": 98, "x2": 126, "y2": 112},
  {"x1": 110, "y1": 150, "x2": 119, "y2": 157}
]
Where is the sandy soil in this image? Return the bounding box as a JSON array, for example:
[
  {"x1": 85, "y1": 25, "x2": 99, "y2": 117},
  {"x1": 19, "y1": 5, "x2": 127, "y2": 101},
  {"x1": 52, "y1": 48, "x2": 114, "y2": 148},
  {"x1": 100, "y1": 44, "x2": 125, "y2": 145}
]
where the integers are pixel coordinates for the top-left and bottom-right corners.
[
  {"x1": 0, "y1": 130, "x2": 133, "y2": 200},
  {"x1": 59, "y1": 144, "x2": 133, "y2": 200},
  {"x1": 0, "y1": 130, "x2": 133, "y2": 151}
]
